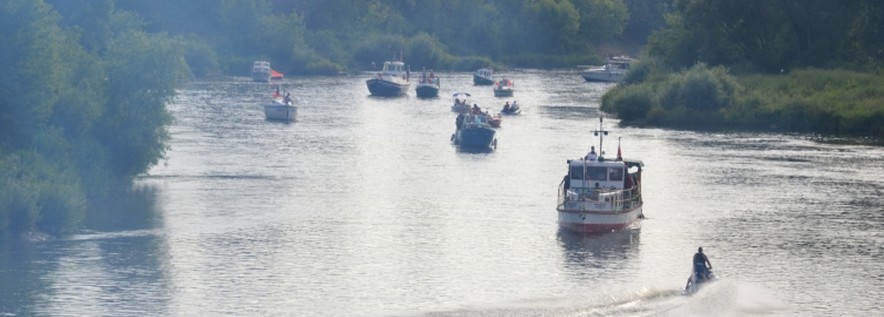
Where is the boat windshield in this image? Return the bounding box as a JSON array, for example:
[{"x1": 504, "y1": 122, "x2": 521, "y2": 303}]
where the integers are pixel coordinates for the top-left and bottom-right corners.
[{"x1": 383, "y1": 62, "x2": 404, "y2": 73}]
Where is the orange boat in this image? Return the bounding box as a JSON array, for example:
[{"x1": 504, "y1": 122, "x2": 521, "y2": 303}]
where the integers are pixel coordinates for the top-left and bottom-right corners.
[{"x1": 270, "y1": 69, "x2": 284, "y2": 80}]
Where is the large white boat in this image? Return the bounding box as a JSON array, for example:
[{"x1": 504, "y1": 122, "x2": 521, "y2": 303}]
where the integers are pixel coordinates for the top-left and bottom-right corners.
[
  {"x1": 580, "y1": 56, "x2": 635, "y2": 83},
  {"x1": 556, "y1": 117, "x2": 643, "y2": 233},
  {"x1": 366, "y1": 60, "x2": 410, "y2": 97},
  {"x1": 251, "y1": 61, "x2": 272, "y2": 82}
]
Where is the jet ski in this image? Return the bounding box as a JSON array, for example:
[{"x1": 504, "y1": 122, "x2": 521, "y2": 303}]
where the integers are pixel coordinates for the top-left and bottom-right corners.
[{"x1": 683, "y1": 267, "x2": 716, "y2": 295}]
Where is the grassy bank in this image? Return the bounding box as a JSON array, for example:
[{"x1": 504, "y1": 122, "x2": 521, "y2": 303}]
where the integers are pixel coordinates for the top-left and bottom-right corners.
[{"x1": 602, "y1": 64, "x2": 884, "y2": 138}]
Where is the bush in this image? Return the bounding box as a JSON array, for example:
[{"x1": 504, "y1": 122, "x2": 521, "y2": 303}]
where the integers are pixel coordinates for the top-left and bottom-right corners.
[
  {"x1": 0, "y1": 152, "x2": 85, "y2": 235},
  {"x1": 603, "y1": 85, "x2": 654, "y2": 122},
  {"x1": 660, "y1": 63, "x2": 741, "y2": 112}
]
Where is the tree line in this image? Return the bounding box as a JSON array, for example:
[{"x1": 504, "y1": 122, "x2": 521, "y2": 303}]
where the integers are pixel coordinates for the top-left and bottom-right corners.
[
  {"x1": 603, "y1": 0, "x2": 883, "y2": 138},
  {"x1": 107, "y1": 0, "x2": 668, "y2": 75},
  {"x1": 1, "y1": 0, "x2": 185, "y2": 236}
]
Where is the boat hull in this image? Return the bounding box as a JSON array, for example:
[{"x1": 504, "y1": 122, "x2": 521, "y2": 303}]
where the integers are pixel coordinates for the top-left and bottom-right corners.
[
  {"x1": 367, "y1": 78, "x2": 408, "y2": 97},
  {"x1": 415, "y1": 83, "x2": 439, "y2": 98},
  {"x1": 473, "y1": 75, "x2": 494, "y2": 85},
  {"x1": 581, "y1": 71, "x2": 625, "y2": 83},
  {"x1": 263, "y1": 103, "x2": 297, "y2": 121},
  {"x1": 501, "y1": 108, "x2": 521, "y2": 115},
  {"x1": 454, "y1": 127, "x2": 496, "y2": 150},
  {"x1": 493, "y1": 88, "x2": 513, "y2": 97},
  {"x1": 557, "y1": 205, "x2": 642, "y2": 233},
  {"x1": 252, "y1": 70, "x2": 272, "y2": 82}
]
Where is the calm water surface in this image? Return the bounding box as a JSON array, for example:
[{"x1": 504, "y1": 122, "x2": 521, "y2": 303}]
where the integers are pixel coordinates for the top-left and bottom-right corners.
[{"x1": 1, "y1": 70, "x2": 882, "y2": 316}]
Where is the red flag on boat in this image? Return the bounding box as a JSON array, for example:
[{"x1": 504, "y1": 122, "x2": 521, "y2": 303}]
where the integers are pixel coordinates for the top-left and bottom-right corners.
[{"x1": 616, "y1": 137, "x2": 622, "y2": 161}]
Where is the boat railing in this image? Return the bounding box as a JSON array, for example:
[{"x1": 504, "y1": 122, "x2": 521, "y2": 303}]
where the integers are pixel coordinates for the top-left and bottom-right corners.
[{"x1": 557, "y1": 179, "x2": 642, "y2": 212}]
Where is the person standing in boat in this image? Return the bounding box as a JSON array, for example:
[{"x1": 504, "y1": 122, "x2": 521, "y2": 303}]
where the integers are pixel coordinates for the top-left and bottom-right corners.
[
  {"x1": 693, "y1": 247, "x2": 712, "y2": 281},
  {"x1": 586, "y1": 146, "x2": 597, "y2": 161}
]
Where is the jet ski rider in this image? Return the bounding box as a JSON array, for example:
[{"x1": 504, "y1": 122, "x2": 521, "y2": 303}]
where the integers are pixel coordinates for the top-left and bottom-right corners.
[{"x1": 693, "y1": 247, "x2": 712, "y2": 281}]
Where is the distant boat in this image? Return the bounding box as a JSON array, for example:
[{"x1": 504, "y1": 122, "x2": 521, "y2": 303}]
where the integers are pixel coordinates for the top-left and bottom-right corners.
[
  {"x1": 579, "y1": 56, "x2": 635, "y2": 83},
  {"x1": 270, "y1": 69, "x2": 284, "y2": 80},
  {"x1": 263, "y1": 90, "x2": 297, "y2": 121},
  {"x1": 451, "y1": 92, "x2": 471, "y2": 113},
  {"x1": 251, "y1": 61, "x2": 281, "y2": 82},
  {"x1": 473, "y1": 68, "x2": 494, "y2": 85},
  {"x1": 366, "y1": 60, "x2": 410, "y2": 97},
  {"x1": 415, "y1": 69, "x2": 440, "y2": 98},
  {"x1": 263, "y1": 100, "x2": 297, "y2": 121},
  {"x1": 500, "y1": 101, "x2": 522, "y2": 115},
  {"x1": 493, "y1": 79, "x2": 514, "y2": 97},
  {"x1": 556, "y1": 117, "x2": 644, "y2": 233},
  {"x1": 452, "y1": 112, "x2": 497, "y2": 150}
]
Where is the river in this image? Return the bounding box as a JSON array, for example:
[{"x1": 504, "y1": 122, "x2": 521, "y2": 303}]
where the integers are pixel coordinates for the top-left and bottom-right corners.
[{"x1": 1, "y1": 70, "x2": 882, "y2": 316}]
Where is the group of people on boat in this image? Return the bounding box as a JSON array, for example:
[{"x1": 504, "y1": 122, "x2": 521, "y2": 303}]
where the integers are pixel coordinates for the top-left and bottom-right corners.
[
  {"x1": 419, "y1": 68, "x2": 438, "y2": 84},
  {"x1": 455, "y1": 104, "x2": 501, "y2": 130},
  {"x1": 272, "y1": 86, "x2": 293, "y2": 105},
  {"x1": 501, "y1": 101, "x2": 520, "y2": 114}
]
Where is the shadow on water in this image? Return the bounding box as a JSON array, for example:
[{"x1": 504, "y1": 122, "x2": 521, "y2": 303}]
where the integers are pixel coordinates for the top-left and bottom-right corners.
[{"x1": 0, "y1": 184, "x2": 171, "y2": 316}]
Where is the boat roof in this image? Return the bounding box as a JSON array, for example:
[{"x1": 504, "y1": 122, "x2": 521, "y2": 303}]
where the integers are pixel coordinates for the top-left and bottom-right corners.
[
  {"x1": 567, "y1": 158, "x2": 643, "y2": 168},
  {"x1": 607, "y1": 56, "x2": 635, "y2": 64},
  {"x1": 453, "y1": 92, "x2": 471, "y2": 97}
]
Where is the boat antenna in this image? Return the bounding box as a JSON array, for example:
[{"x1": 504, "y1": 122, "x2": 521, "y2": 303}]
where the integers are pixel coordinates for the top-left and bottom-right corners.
[{"x1": 591, "y1": 116, "x2": 609, "y2": 157}]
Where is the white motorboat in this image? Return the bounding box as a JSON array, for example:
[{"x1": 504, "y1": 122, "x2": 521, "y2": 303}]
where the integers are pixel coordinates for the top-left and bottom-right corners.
[
  {"x1": 556, "y1": 117, "x2": 644, "y2": 233},
  {"x1": 580, "y1": 56, "x2": 635, "y2": 83}
]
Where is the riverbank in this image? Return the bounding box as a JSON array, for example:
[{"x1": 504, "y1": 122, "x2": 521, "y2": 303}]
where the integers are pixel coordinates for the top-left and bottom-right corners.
[{"x1": 601, "y1": 65, "x2": 884, "y2": 139}]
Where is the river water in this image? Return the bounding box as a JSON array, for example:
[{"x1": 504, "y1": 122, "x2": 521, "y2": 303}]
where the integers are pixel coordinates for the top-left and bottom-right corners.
[{"x1": 1, "y1": 70, "x2": 882, "y2": 316}]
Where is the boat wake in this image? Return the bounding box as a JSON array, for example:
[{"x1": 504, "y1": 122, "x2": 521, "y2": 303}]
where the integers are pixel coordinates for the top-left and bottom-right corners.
[{"x1": 411, "y1": 281, "x2": 787, "y2": 317}]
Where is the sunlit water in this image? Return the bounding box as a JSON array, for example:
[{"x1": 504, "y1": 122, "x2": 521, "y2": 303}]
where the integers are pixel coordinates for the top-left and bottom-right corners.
[{"x1": 2, "y1": 70, "x2": 882, "y2": 316}]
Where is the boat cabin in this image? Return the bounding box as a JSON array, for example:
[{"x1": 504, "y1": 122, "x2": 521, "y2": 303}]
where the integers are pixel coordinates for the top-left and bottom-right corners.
[
  {"x1": 252, "y1": 61, "x2": 271, "y2": 71},
  {"x1": 381, "y1": 61, "x2": 406, "y2": 74},
  {"x1": 565, "y1": 158, "x2": 642, "y2": 191},
  {"x1": 476, "y1": 68, "x2": 492, "y2": 78}
]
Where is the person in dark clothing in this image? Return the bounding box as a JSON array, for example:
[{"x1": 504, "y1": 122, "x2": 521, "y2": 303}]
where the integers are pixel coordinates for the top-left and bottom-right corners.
[
  {"x1": 455, "y1": 113, "x2": 464, "y2": 130},
  {"x1": 693, "y1": 247, "x2": 712, "y2": 281}
]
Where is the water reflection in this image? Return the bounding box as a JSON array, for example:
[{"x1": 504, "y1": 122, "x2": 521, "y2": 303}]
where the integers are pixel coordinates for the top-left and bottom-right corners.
[
  {"x1": 557, "y1": 228, "x2": 641, "y2": 278},
  {"x1": 0, "y1": 185, "x2": 170, "y2": 316}
]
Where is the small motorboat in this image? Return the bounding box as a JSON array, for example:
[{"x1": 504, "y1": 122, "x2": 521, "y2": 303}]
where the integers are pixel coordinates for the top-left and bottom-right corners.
[
  {"x1": 493, "y1": 79, "x2": 514, "y2": 97},
  {"x1": 579, "y1": 56, "x2": 635, "y2": 83},
  {"x1": 451, "y1": 92, "x2": 472, "y2": 113},
  {"x1": 500, "y1": 101, "x2": 522, "y2": 115},
  {"x1": 270, "y1": 69, "x2": 284, "y2": 80},
  {"x1": 452, "y1": 112, "x2": 497, "y2": 151},
  {"x1": 263, "y1": 90, "x2": 297, "y2": 121},
  {"x1": 415, "y1": 69, "x2": 440, "y2": 98},
  {"x1": 473, "y1": 68, "x2": 493, "y2": 85},
  {"x1": 487, "y1": 113, "x2": 502, "y2": 128},
  {"x1": 683, "y1": 267, "x2": 717, "y2": 295},
  {"x1": 366, "y1": 59, "x2": 410, "y2": 97}
]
